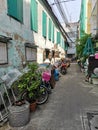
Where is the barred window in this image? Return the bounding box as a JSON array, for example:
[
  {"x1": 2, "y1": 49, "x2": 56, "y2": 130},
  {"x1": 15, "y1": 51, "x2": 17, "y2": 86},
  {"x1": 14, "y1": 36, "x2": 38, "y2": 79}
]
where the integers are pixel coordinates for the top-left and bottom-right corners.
[
  {"x1": 25, "y1": 47, "x2": 37, "y2": 61},
  {"x1": 0, "y1": 42, "x2": 8, "y2": 64}
]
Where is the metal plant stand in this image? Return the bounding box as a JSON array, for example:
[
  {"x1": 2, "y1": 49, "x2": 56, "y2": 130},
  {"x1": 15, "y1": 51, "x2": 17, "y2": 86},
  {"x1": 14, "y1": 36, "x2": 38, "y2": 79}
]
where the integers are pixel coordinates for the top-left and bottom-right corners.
[
  {"x1": 0, "y1": 69, "x2": 24, "y2": 126},
  {"x1": 0, "y1": 78, "x2": 12, "y2": 126}
]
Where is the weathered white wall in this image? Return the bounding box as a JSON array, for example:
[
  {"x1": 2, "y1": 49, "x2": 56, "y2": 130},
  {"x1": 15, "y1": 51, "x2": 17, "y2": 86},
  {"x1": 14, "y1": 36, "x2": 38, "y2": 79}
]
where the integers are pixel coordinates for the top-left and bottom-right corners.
[
  {"x1": 89, "y1": 0, "x2": 97, "y2": 35},
  {"x1": 35, "y1": 0, "x2": 64, "y2": 63},
  {"x1": 0, "y1": 0, "x2": 35, "y2": 75},
  {"x1": 0, "y1": 0, "x2": 65, "y2": 75}
]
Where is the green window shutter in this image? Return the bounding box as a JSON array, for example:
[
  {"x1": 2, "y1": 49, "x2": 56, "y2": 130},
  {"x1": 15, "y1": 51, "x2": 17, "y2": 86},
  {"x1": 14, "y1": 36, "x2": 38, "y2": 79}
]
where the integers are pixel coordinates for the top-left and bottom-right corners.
[
  {"x1": 56, "y1": 32, "x2": 58, "y2": 44},
  {"x1": 59, "y1": 33, "x2": 61, "y2": 44},
  {"x1": 56, "y1": 32, "x2": 61, "y2": 44},
  {"x1": 31, "y1": 0, "x2": 38, "y2": 32},
  {"x1": 52, "y1": 25, "x2": 54, "y2": 43},
  {"x1": 51, "y1": 23, "x2": 54, "y2": 43},
  {"x1": 62, "y1": 39, "x2": 65, "y2": 49},
  {"x1": 65, "y1": 42, "x2": 68, "y2": 50},
  {"x1": 7, "y1": 0, "x2": 23, "y2": 22},
  {"x1": 42, "y1": 11, "x2": 47, "y2": 38},
  {"x1": 61, "y1": 38, "x2": 63, "y2": 48},
  {"x1": 48, "y1": 19, "x2": 52, "y2": 40},
  {"x1": 63, "y1": 40, "x2": 65, "y2": 49},
  {"x1": 7, "y1": 0, "x2": 17, "y2": 18},
  {"x1": 17, "y1": 0, "x2": 23, "y2": 22}
]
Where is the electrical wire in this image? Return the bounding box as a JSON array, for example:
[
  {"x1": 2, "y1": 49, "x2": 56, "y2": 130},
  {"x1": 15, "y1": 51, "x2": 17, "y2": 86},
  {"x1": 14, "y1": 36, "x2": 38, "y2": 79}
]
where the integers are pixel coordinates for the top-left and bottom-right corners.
[
  {"x1": 54, "y1": 0, "x2": 75, "y2": 43},
  {"x1": 51, "y1": 0, "x2": 76, "y2": 5},
  {"x1": 45, "y1": 0, "x2": 75, "y2": 44},
  {"x1": 54, "y1": 0, "x2": 69, "y2": 25},
  {"x1": 64, "y1": 2, "x2": 70, "y2": 21}
]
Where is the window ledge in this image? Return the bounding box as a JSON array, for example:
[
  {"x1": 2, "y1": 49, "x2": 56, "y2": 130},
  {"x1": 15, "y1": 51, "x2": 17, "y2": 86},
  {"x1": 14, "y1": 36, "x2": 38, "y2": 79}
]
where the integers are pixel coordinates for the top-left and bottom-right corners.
[{"x1": 0, "y1": 35, "x2": 12, "y2": 43}]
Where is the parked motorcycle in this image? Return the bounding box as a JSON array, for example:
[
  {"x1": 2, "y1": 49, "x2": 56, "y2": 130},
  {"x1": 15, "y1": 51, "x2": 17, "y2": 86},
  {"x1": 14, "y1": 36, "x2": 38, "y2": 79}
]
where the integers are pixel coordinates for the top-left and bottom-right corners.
[{"x1": 60, "y1": 62, "x2": 67, "y2": 75}]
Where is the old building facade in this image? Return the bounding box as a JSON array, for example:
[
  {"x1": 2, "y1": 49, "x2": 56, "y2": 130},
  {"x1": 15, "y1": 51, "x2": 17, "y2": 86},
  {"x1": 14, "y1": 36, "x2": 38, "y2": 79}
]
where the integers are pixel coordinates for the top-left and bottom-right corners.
[{"x1": 0, "y1": 0, "x2": 67, "y2": 76}]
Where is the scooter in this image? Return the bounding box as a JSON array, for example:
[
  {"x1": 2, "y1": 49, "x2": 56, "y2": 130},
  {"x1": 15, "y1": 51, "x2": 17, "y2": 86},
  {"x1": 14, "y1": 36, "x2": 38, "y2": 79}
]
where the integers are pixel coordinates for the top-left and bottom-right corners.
[
  {"x1": 60, "y1": 62, "x2": 67, "y2": 75},
  {"x1": 42, "y1": 71, "x2": 52, "y2": 93}
]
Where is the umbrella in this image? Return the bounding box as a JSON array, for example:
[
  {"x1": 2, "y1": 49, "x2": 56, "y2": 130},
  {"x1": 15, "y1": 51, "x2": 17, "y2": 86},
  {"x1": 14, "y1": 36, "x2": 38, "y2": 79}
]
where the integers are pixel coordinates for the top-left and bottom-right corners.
[{"x1": 83, "y1": 37, "x2": 94, "y2": 55}]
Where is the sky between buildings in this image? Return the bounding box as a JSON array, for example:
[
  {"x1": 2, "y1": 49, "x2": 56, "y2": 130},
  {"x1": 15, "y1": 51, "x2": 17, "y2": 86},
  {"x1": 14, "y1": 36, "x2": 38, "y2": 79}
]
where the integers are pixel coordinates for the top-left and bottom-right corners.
[{"x1": 48, "y1": 0, "x2": 82, "y2": 23}]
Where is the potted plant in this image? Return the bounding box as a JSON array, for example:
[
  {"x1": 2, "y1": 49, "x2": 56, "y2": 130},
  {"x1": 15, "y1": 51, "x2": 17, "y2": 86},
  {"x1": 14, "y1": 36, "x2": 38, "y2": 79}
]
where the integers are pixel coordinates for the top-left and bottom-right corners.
[{"x1": 12, "y1": 63, "x2": 41, "y2": 111}]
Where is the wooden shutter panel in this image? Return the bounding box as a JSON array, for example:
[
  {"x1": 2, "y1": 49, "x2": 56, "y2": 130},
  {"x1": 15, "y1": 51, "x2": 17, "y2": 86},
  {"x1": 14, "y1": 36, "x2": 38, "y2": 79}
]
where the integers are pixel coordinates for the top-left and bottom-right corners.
[
  {"x1": 7, "y1": 0, "x2": 23, "y2": 22},
  {"x1": 48, "y1": 19, "x2": 51, "y2": 40},
  {"x1": 34, "y1": 2, "x2": 38, "y2": 32},
  {"x1": 7, "y1": 0, "x2": 17, "y2": 18},
  {"x1": 62, "y1": 39, "x2": 65, "y2": 49},
  {"x1": 56, "y1": 32, "x2": 58, "y2": 44},
  {"x1": 52, "y1": 24, "x2": 54, "y2": 43},
  {"x1": 17, "y1": 0, "x2": 23, "y2": 22},
  {"x1": 57, "y1": 32, "x2": 61, "y2": 44},
  {"x1": 31, "y1": 0, "x2": 38, "y2": 32},
  {"x1": 42, "y1": 11, "x2": 47, "y2": 38}
]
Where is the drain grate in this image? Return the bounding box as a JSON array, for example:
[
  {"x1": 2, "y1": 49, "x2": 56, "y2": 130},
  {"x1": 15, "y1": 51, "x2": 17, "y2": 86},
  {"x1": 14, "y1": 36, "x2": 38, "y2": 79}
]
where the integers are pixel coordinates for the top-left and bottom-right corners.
[{"x1": 87, "y1": 112, "x2": 98, "y2": 130}]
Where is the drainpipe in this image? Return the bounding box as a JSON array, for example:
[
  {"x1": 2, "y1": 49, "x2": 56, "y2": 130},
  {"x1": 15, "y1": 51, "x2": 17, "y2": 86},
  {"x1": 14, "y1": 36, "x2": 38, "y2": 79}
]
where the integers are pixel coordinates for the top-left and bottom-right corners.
[{"x1": 97, "y1": 1, "x2": 98, "y2": 34}]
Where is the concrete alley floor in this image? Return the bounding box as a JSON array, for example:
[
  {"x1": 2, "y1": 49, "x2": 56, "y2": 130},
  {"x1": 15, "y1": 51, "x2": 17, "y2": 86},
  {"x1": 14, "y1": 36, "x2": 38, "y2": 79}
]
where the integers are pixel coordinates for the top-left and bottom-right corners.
[{"x1": 1, "y1": 63, "x2": 98, "y2": 130}]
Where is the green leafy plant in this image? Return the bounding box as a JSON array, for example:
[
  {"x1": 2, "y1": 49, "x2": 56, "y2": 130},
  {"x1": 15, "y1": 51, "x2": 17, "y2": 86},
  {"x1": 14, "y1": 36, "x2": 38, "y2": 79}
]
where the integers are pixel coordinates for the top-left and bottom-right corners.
[
  {"x1": 12, "y1": 63, "x2": 41, "y2": 103},
  {"x1": 76, "y1": 33, "x2": 91, "y2": 58},
  {"x1": 76, "y1": 33, "x2": 94, "y2": 64}
]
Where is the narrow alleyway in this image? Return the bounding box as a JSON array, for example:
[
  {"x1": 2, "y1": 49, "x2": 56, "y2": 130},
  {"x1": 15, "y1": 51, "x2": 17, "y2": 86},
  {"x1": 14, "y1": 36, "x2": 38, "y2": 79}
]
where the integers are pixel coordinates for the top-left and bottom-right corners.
[{"x1": 1, "y1": 63, "x2": 98, "y2": 130}]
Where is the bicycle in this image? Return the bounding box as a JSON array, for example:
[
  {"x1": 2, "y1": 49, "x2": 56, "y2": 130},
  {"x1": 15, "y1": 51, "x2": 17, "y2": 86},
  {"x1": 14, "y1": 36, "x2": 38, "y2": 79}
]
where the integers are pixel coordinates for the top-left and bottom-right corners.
[{"x1": 20, "y1": 82, "x2": 49, "y2": 105}]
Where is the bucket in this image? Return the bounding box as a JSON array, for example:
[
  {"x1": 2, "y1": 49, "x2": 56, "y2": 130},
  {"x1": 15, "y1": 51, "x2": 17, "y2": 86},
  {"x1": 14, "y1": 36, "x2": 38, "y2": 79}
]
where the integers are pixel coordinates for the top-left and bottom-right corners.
[{"x1": 8, "y1": 101, "x2": 30, "y2": 127}]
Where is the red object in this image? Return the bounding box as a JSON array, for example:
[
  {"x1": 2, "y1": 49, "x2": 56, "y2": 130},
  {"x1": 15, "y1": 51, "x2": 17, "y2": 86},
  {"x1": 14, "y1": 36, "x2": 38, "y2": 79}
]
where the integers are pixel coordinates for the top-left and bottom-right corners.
[{"x1": 61, "y1": 63, "x2": 66, "y2": 67}]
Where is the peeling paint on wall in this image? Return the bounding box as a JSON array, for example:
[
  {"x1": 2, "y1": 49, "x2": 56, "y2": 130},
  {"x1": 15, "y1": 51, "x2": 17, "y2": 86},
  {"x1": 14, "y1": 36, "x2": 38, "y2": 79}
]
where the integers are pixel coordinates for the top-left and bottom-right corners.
[{"x1": 14, "y1": 33, "x2": 24, "y2": 41}]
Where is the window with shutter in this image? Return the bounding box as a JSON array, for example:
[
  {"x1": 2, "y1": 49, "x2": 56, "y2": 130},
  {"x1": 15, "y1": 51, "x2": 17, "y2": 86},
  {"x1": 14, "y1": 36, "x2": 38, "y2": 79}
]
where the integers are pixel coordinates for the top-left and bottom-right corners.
[
  {"x1": 61, "y1": 38, "x2": 65, "y2": 49},
  {"x1": 7, "y1": 0, "x2": 23, "y2": 22},
  {"x1": 31, "y1": 0, "x2": 38, "y2": 32},
  {"x1": 42, "y1": 11, "x2": 47, "y2": 38},
  {"x1": 48, "y1": 19, "x2": 52, "y2": 41},
  {"x1": 0, "y1": 42, "x2": 8, "y2": 64},
  {"x1": 56, "y1": 32, "x2": 61, "y2": 44},
  {"x1": 52, "y1": 24, "x2": 54, "y2": 43}
]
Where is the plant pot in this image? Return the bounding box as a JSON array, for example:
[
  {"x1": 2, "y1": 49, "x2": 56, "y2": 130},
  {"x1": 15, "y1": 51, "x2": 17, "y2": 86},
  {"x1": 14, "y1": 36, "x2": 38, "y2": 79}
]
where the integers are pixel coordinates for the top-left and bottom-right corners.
[
  {"x1": 8, "y1": 101, "x2": 30, "y2": 127},
  {"x1": 30, "y1": 101, "x2": 37, "y2": 112}
]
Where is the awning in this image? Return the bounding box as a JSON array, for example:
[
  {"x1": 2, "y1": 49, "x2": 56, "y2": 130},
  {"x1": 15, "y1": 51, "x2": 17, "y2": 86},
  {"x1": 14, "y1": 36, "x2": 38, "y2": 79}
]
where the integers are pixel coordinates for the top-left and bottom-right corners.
[{"x1": 83, "y1": 37, "x2": 94, "y2": 56}]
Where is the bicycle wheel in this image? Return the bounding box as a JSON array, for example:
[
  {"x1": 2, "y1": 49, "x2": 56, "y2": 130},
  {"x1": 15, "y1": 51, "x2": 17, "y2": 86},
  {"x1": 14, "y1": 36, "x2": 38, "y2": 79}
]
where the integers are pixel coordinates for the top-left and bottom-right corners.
[
  {"x1": 20, "y1": 90, "x2": 29, "y2": 101},
  {"x1": 61, "y1": 68, "x2": 67, "y2": 75},
  {"x1": 46, "y1": 82, "x2": 52, "y2": 94},
  {"x1": 37, "y1": 85, "x2": 49, "y2": 105}
]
